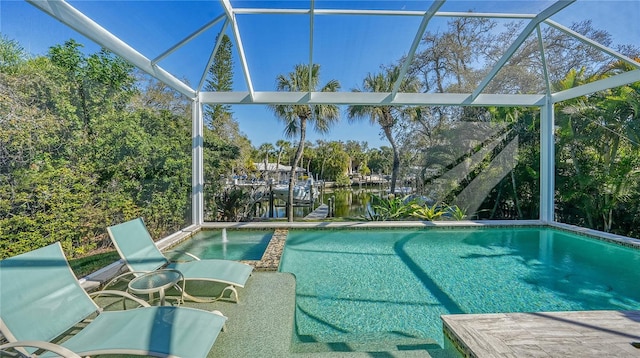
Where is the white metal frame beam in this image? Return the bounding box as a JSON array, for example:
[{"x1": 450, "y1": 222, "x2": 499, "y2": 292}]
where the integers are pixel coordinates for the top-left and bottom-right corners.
[
  {"x1": 540, "y1": 98, "x2": 555, "y2": 222},
  {"x1": 197, "y1": 19, "x2": 231, "y2": 91},
  {"x1": 544, "y1": 19, "x2": 640, "y2": 70},
  {"x1": 308, "y1": 0, "x2": 315, "y2": 97},
  {"x1": 152, "y1": 13, "x2": 227, "y2": 66},
  {"x1": 536, "y1": 25, "x2": 553, "y2": 96},
  {"x1": 391, "y1": 0, "x2": 445, "y2": 97},
  {"x1": 233, "y1": 8, "x2": 537, "y2": 20},
  {"x1": 468, "y1": 0, "x2": 575, "y2": 102},
  {"x1": 26, "y1": 0, "x2": 196, "y2": 99},
  {"x1": 192, "y1": 100, "x2": 205, "y2": 225},
  {"x1": 552, "y1": 69, "x2": 640, "y2": 103},
  {"x1": 221, "y1": 0, "x2": 255, "y2": 100},
  {"x1": 199, "y1": 91, "x2": 546, "y2": 106}
]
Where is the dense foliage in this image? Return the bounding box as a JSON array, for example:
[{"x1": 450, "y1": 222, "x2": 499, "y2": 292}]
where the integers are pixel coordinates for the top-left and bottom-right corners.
[
  {"x1": 364, "y1": 194, "x2": 467, "y2": 221},
  {"x1": 0, "y1": 37, "x2": 244, "y2": 258}
]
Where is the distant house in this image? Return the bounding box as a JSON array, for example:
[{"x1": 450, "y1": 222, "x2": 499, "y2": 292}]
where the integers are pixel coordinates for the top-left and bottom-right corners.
[{"x1": 253, "y1": 163, "x2": 306, "y2": 183}]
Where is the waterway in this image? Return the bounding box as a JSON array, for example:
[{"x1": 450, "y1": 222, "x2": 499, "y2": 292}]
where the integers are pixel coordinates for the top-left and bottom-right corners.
[{"x1": 258, "y1": 187, "x2": 386, "y2": 219}]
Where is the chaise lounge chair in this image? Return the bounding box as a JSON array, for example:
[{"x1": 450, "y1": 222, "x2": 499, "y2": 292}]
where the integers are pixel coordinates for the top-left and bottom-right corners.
[
  {"x1": 107, "y1": 218, "x2": 253, "y2": 303},
  {"x1": 0, "y1": 242, "x2": 227, "y2": 358}
]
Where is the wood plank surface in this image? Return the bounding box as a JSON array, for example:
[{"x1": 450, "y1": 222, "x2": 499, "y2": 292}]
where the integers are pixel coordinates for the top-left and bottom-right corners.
[{"x1": 442, "y1": 310, "x2": 640, "y2": 357}]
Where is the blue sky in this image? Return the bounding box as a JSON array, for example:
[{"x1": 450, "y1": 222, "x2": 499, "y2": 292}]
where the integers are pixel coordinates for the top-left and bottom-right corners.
[{"x1": 1, "y1": 0, "x2": 638, "y2": 148}]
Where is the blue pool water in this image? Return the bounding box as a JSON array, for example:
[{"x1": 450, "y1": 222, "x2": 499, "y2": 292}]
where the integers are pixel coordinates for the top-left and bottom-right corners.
[
  {"x1": 278, "y1": 227, "x2": 640, "y2": 347},
  {"x1": 170, "y1": 229, "x2": 271, "y2": 260}
]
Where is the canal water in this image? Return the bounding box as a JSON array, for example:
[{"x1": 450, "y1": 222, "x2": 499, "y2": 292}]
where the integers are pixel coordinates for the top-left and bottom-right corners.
[{"x1": 258, "y1": 187, "x2": 385, "y2": 219}]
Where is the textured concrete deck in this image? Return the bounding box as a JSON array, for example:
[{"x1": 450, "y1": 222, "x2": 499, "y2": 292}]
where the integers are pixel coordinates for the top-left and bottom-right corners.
[
  {"x1": 442, "y1": 310, "x2": 640, "y2": 357},
  {"x1": 184, "y1": 272, "x2": 439, "y2": 357}
]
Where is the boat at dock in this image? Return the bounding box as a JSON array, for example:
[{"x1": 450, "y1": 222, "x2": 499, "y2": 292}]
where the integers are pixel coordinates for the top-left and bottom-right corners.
[{"x1": 272, "y1": 178, "x2": 318, "y2": 204}]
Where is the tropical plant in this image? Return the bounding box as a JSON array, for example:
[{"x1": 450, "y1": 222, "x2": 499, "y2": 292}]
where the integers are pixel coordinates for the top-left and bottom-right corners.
[
  {"x1": 270, "y1": 64, "x2": 340, "y2": 222},
  {"x1": 348, "y1": 65, "x2": 419, "y2": 194},
  {"x1": 0, "y1": 38, "x2": 199, "y2": 258},
  {"x1": 554, "y1": 63, "x2": 640, "y2": 233},
  {"x1": 447, "y1": 205, "x2": 468, "y2": 221},
  {"x1": 365, "y1": 194, "x2": 416, "y2": 221},
  {"x1": 215, "y1": 187, "x2": 255, "y2": 222},
  {"x1": 410, "y1": 203, "x2": 447, "y2": 221}
]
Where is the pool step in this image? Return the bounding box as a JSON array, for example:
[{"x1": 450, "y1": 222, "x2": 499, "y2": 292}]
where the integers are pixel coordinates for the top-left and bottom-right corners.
[{"x1": 291, "y1": 332, "x2": 442, "y2": 354}]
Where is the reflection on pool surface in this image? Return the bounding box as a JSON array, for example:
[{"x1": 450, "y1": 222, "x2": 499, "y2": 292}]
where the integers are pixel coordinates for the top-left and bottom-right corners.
[
  {"x1": 170, "y1": 229, "x2": 272, "y2": 260},
  {"x1": 278, "y1": 227, "x2": 640, "y2": 347}
]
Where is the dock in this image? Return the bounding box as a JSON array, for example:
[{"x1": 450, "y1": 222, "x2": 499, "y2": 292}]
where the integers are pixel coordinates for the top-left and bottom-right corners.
[
  {"x1": 442, "y1": 310, "x2": 640, "y2": 357},
  {"x1": 303, "y1": 204, "x2": 329, "y2": 220}
]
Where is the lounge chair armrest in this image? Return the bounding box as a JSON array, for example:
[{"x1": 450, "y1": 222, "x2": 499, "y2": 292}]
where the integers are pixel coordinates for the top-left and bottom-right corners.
[
  {"x1": 102, "y1": 270, "x2": 136, "y2": 289},
  {"x1": 102, "y1": 270, "x2": 157, "y2": 289},
  {"x1": 0, "y1": 340, "x2": 81, "y2": 358},
  {"x1": 164, "y1": 250, "x2": 201, "y2": 262},
  {"x1": 90, "y1": 289, "x2": 151, "y2": 308}
]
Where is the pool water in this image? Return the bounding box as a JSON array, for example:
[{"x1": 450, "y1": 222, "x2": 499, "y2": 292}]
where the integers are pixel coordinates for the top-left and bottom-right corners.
[
  {"x1": 170, "y1": 229, "x2": 272, "y2": 260},
  {"x1": 278, "y1": 227, "x2": 640, "y2": 347}
]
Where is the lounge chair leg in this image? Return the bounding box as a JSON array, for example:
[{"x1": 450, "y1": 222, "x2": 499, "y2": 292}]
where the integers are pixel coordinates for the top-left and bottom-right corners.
[{"x1": 220, "y1": 285, "x2": 239, "y2": 303}]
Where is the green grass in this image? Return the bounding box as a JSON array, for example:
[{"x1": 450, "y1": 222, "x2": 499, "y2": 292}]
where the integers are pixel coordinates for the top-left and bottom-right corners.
[{"x1": 68, "y1": 251, "x2": 120, "y2": 278}]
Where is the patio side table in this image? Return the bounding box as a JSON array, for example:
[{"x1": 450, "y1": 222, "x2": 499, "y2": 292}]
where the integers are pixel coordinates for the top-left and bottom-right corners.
[{"x1": 127, "y1": 269, "x2": 184, "y2": 306}]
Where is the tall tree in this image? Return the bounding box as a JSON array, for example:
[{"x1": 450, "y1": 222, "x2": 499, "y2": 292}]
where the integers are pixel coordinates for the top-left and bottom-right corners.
[
  {"x1": 258, "y1": 142, "x2": 275, "y2": 181},
  {"x1": 301, "y1": 141, "x2": 316, "y2": 174},
  {"x1": 315, "y1": 141, "x2": 350, "y2": 182},
  {"x1": 411, "y1": 17, "x2": 495, "y2": 93},
  {"x1": 0, "y1": 35, "x2": 27, "y2": 73},
  {"x1": 48, "y1": 40, "x2": 135, "y2": 142},
  {"x1": 204, "y1": 34, "x2": 234, "y2": 129},
  {"x1": 348, "y1": 65, "x2": 419, "y2": 194},
  {"x1": 270, "y1": 64, "x2": 340, "y2": 222},
  {"x1": 274, "y1": 139, "x2": 290, "y2": 182},
  {"x1": 344, "y1": 140, "x2": 368, "y2": 175},
  {"x1": 201, "y1": 34, "x2": 253, "y2": 216},
  {"x1": 366, "y1": 146, "x2": 393, "y2": 176}
]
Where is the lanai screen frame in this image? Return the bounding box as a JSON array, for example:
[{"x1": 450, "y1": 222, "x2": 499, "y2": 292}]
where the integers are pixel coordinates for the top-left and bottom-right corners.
[{"x1": 27, "y1": 0, "x2": 640, "y2": 225}]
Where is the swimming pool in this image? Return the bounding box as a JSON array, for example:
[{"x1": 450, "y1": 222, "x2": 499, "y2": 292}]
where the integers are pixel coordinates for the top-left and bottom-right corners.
[
  {"x1": 169, "y1": 229, "x2": 272, "y2": 260},
  {"x1": 278, "y1": 227, "x2": 640, "y2": 349}
]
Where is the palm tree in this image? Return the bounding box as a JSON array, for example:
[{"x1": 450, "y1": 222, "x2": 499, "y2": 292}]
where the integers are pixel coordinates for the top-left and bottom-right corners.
[
  {"x1": 270, "y1": 64, "x2": 340, "y2": 222},
  {"x1": 555, "y1": 62, "x2": 640, "y2": 232},
  {"x1": 301, "y1": 140, "x2": 316, "y2": 174},
  {"x1": 347, "y1": 65, "x2": 419, "y2": 194},
  {"x1": 274, "y1": 139, "x2": 290, "y2": 183},
  {"x1": 258, "y1": 142, "x2": 274, "y2": 181}
]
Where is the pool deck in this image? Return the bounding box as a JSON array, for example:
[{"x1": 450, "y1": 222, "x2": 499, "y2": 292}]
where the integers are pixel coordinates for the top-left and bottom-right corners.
[
  {"x1": 443, "y1": 310, "x2": 640, "y2": 357},
  {"x1": 80, "y1": 221, "x2": 640, "y2": 357},
  {"x1": 192, "y1": 272, "x2": 436, "y2": 357}
]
